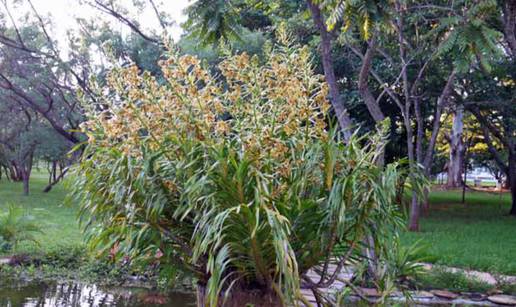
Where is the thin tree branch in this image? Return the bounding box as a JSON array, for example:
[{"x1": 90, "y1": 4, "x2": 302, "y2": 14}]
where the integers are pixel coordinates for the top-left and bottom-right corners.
[
  {"x1": 357, "y1": 35, "x2": 385, "y2": 122},
  {"x1": 148, "y1": 0, "x2": 167, "y2": 31},
  {"x1": 423, "y1": 70, "x2": 456, "y2": 169},
  {"x1": 90, "y1": 0, "x2": 162, "y2": 45},
  {"x1": 469, "y1": 105, "x2": 509, "y2": 148}
]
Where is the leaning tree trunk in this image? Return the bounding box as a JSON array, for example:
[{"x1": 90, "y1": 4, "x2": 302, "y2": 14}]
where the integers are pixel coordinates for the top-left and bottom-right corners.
[
  {"x1": 43, "y1": 166, "x2": 69, "y2": 193},
  {"x1": 307, "y1": 0, "x2": 352, "y2": 141},
  {"x1": 447, "y1": 105, "x2": 465, "y2": 188},
  {"x1": 22, "y1": 170, "x2": 30, "y2": 196},
  {"x1": 196, "y1": 284, "x2": 282, "y2": 307}
]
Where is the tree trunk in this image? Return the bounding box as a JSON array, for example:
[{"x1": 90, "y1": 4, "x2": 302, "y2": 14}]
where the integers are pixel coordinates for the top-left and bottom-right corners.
[
  {"x1": 43, "y1": 166, "x2": 69, "y2": 193},
  {"x1": 196, "y1": 284, "x2": 282, "y2": 307},
  {"x1": 358, "y1": 37, "x2": 385, "y2": 123},
  {"x1": 509, "y1": 150, "x2": 516, "y2": 215},
  {"x1": 18, "y1": 149, "x2": 35, "y2": 195},
  {"x1": 22, "y1": 171, "x2": 30, "y2": 195},
  {"x1": 502, "y1": 0, "x2": 516, "y2": 58},
  {"x1": 406, "y1": 116, "x2": 420, "y2": 231},
  {"x1": 307, "y1": 1, "x2": 352, "y2": 141},
  {"x1": 20, "y1": 163, "x2": 31, "y2": 196},
  {"x1": 447, "y1": 105, "x2": 465, "y2": 188},
  {"x1": 9, "y1": 163, "x2": 23, "y2": 181},
  {"x1": 504, "y1": 179, "x2": 510, "y2": 190},
  {"x1": 52, "y1": 161, "x2": 57, "y2": 182},
  {"x1": 408, "y1": 191, "x2": 420, "y2": 231}
]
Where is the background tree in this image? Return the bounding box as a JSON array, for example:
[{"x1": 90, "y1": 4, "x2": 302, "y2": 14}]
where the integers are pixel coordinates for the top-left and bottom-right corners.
[
  {"x1": 446, "y1": 104, "x2": 466, "y2": 188},
  {"x1": 0, "y1": 2, "x2": 92, "y2": 193},
  {"x1": 466, "y1": 67, "x2": 516, "y2": 214},
  {"x1": 0, "y1": 16, "x2": 84, "y2": 145},
  {"x1": 0, "y1": 97, "x2": 64, "y2": 194},
  {"x1": 180, "y1": 0, "x2": 506, "y2": 230},
  {"x1": 0, "y1": 100, "x2": 36, "y2": 194}
]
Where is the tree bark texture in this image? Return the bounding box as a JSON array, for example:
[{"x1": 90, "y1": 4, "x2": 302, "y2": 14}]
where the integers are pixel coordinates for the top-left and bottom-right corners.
[
  {"x1": 447, "y1": 105, "x2": 465, "y2": 188},
  {"x1": 307, "y1": 1, "x2": 352, "y2": 141},
  {"x1": 509, "y1": 149, "x2": 516, "y2": 215}
]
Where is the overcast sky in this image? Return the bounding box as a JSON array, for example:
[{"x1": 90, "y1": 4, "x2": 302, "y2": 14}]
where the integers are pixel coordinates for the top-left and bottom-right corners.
[{"x1": 8, "y1": 0, "x2": 189, "y2": 47}]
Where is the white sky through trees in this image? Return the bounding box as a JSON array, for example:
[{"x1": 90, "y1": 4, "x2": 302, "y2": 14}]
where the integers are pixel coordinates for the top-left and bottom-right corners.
[{"x1": 8, "y1": 0, "x2": 189, "y2": 49}]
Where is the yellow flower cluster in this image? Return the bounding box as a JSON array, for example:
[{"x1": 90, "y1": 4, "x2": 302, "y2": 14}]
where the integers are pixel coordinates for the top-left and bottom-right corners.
[{"x1": 82, "y1": 35, "x2": 331, "y2": 177}]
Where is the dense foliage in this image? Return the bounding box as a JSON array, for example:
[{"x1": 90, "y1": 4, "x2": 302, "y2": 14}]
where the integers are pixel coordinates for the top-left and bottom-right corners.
[
  {"x1": 1, "y1": 0, "x2": 514, "y2": 305},
  {"x1": 72, "y1": 32, "x2": 412, "y2": 305}
]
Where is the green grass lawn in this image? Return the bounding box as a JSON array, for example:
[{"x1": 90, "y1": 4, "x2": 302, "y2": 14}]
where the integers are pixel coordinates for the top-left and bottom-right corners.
[
  {"x1": 0, "y1": 172, "x2": 83, "y2": 255},
  {"x1": 401, "y1": 190, "x2": 516, "y2": 275},
  {"x1": 2, "y1": 174, "x2": 516, "y2": 276}
]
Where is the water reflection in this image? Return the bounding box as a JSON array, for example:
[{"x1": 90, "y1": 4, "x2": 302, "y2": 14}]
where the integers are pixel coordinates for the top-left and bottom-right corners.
[{"x1": 0, "y1": 280, "x2": 195, "y2": 307}]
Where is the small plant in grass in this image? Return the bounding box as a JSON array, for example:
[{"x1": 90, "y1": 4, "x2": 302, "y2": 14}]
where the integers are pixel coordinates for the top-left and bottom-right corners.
[
  {"x1": 417, "y1": 268, "x2": 493, "y2": 293},
  {"x1": 0, "y1": 205, "x2": 42, "y2": 252},
  {"x1": 346, "y1": 237, "x2": 430, "y2": 304},
  {"x1": 492, "y1": 273, "x2": 516, "y2": 295},
  {"x1": 0, "y1": 235, "x2": 12, "y2": 253},
  {"x1": 381, "y1": 238, "x2": 430, "y2": 286},
  {"x1": 72, "y1": 27, "x2": 419, "y2": 306},
  {"x1": 498, "y1": 282, "x2": 516, "y2": 295}
]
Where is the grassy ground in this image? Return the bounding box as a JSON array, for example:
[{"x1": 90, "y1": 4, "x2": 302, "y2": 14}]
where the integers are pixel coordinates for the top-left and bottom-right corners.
[
  {"x1": 401, "y1": 190, "x2": 516, "y2": 275},
  {"x1": 2, "y1": 174, "x2": 516, "y2": 276},
  {"x1": 0, "y1": 174, "x2": 162, "y2": 286},
  {"x1": 0, "y1": 172, "x2": 83, "y2": 255}
]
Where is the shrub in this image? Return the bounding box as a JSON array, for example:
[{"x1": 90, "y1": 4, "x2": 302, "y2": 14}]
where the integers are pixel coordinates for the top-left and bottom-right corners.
[
  {"x1": 0, "y1": 205, "x2": 41, "y2": 251},
  {"x1": 0, "y1": 235, "x2": 11, "y2": 253},
  {"x1": 72, "y1": 29, "x2": 408, "y2": 306}
]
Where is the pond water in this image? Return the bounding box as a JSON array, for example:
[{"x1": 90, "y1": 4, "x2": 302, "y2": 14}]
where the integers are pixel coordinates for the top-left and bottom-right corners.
[
  {"x1": 0, "y1": 280, "x2": 484, "y2": 307},
  {"x1": 0, "y1": 280, "x2": 196, "y2": 307}
]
